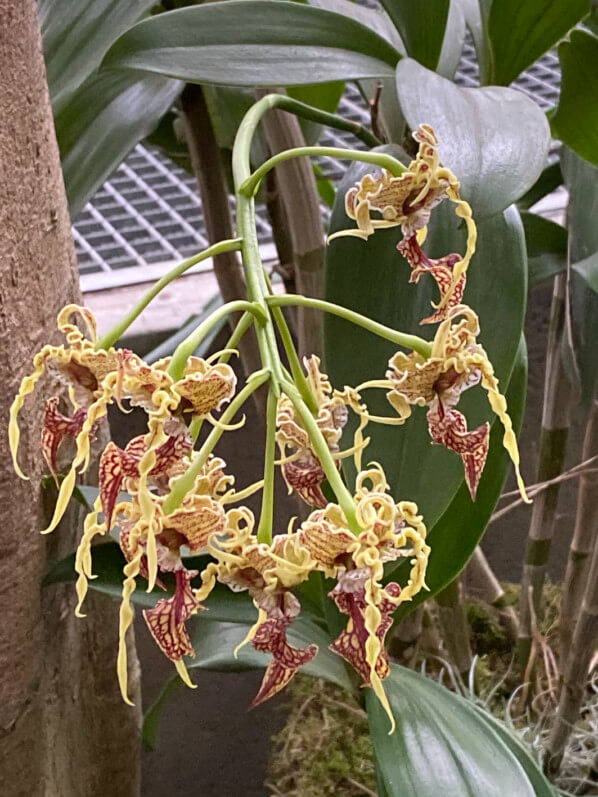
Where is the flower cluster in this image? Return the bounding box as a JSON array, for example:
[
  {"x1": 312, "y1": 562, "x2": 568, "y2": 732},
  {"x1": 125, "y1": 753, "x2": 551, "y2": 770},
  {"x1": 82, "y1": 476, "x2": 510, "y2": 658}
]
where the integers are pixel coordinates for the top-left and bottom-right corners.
[{"x1": 9, "y1": 120, "x2": 528, "y2": 734}]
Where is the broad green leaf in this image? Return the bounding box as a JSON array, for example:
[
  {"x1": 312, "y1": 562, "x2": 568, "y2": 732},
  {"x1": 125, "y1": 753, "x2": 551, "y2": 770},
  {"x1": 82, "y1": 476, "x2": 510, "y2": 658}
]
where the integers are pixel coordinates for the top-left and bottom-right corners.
[
  {"x1": 562, "y1": 148, "x2": 598, "y2": 403},
  {"x1": 517, "y1": 161, "x2": 563, "y2": 211},
  {"x1": 38, "y1": 0, "x2": 156, "y2": 111},
  {"x1": 103, "y1": 2, "x2": 401, "y2": 86},
  {"x1": 482, "y1": 0, "x2": 590, "y2": 86},
  {"x1": 390, "y1": 340, "x2": 527, "y2": 618},
  {"x1": 308, "y1": 0, "x2": 404, "y2": 52},
  {"x1": 55, "y1": 69, "x2": 182, "y2": 217},
  {"x1": 551, "y1": 30, "x2": 598, "y2": 167},
  {"x1": 378, "y1": 0, "x2": 451, "y2": 70},
  {"x1": 325, "y1": 149, "x2": 527, "y2": 528},
  {"x1": 521, "y1": 211, "x2": 567, "y2": 286},
  {"x1": 454, "y1": 0, "x2": 486, "y2": 69},
  {"x1": 436, "y1": 0, "x2": 467, "y2": 80},
  {"x1": 573, "y1": 252, "x2": 598, "y2": 294},
  {"x1": 143, "y1": 616, "x2": 354, "y2": 748},
  {"x1": 367, "y1": 664, "x2": 555, "y2": 796},
  {"x1": 395, "y1": 58, "x2": 551, "y2": 217}
]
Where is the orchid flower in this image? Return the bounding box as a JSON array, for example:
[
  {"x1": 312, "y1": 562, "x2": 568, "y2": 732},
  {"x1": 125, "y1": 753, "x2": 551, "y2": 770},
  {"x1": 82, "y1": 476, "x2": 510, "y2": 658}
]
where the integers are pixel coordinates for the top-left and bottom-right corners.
[
  {"x1": 381, "y1": 305, "x2": 529, "y2": 501},
  {"x1": 329, "y1": 125, "x2": 477, "y2": 320},
  {"x1": 198, "y1": 507, "x2": 317, "y2": 704},
  {"x1": 298, "y1": 464, "x2": 429, "y2": 729}
]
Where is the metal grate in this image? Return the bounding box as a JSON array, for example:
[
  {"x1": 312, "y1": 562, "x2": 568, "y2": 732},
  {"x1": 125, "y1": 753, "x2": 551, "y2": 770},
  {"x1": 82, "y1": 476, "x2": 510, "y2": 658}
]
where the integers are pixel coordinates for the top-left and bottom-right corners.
[{"x1": 75, "y1": 40, "x2": 562, "y2": 293}]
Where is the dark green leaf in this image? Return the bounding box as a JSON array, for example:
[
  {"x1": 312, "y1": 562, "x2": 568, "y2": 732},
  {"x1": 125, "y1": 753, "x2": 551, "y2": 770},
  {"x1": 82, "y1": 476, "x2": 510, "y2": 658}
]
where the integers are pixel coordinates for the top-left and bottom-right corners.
[
  {"x1": 103, "y1": 2, "x2": 401, "y2": 86},
  {"x1": 39, "y1": 0, "x2": 156, "y2": 111},
  {"x1": 395, "y1": 58, "x2": 551, "y2": 217},
  {"x1": 517, "y1": 161, "x2": 563, "y2": 211},
  {"x1": 326, "y1": 150, "x2": 527, "y2": 528},
  {"x1": 143, "y1": 616, "x2": 354, "y2": 748},
  {"x1": 482, "y1": 0, "x2": 589, "y2": 85},
  {"x1": 55, "y1": 69, "x2": 182, "y2": 217},
  {"x1": 521, "y1": 211, "x2": 567, "y2": 286},
  {"x1": 390, "y1": 340, "x2": 527, "y2": 618},
  {"x1": 551, "y1": 30, "x2": 598, "y2": 167},
  {"x1": 378, "y1": 0, "x2": 450, "y2": 70},
  {"x1": 367, "y1": 664, "x2": 555, "y2": 796},
  {"x1": 573, "y1": 252, "x2": 598, "y2": 293},
  {"x1": 436, "y1": 0, "x2": 467, "y2": 79},
  {"x1": 562, "y1": 148, "x2": 598, "y2": 403}
]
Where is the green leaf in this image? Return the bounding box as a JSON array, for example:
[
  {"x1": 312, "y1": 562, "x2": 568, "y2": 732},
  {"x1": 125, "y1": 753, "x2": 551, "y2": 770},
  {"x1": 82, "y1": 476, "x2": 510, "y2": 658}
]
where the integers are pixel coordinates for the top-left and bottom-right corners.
[
  {"x1": 395, "y1": 58, "x2": 551, "y2": 217},
  {"x1": 454, "y1": 0, "x2": 486, "y2": 69},
  {"x1": 573, "y1": 251, "x2": 598, "y2": 294},
  {"x1": 39, "y1": 0, "x2": 156, "y2": 111},
  {"x1": 562, "y1": 148, "x2": 598, "y2": 403},
  {"x1": 517, "y1": 161, "x2": 563, "y2": 211},
  {"x1": 103, "y1": 2, "x2": 401, "y2": 86},
  {"x1": 308, "y1": 0, "x2": 404, "y2": 52},
  {"x1": 436, "y1": 0, "x2": 467, "y2": 80},
  {"x1": 378, "y1": 0, "x2": 450, "y2": 71},
  {"x1": 143, "y1": 616, "x2": 354, "y2": 749},
  {"x1": 367, "y1": 664, "x2": 555, "y2": 796},
  {"x1": 55, "y1": 69, "x2": 182, "y2": 217},
  {"x1": 482, "y1": 0, "x2": 590, "y2": 86},
  {"x1": 551, "y1": 29, "x2": 598, "y2": 167},
  {"x1": 326, "y1": 150, "x2": 527, "y2": 528},
  {"x1": 521, "y1": 211, "x2": 567, "y2": 286},
  {"x1": 390, "y1": 339, "x2": 527, "y2": 618}
]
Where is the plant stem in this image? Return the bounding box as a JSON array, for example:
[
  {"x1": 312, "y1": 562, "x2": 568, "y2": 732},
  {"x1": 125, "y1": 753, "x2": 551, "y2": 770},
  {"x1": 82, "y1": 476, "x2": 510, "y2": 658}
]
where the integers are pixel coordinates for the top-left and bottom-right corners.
[
  {"x1": 544, "y1": 516, "x2": 598, "y2": 775},
  {"x1": 166, "y1": 300, "x2": 267, "y2": 381},
  {"x1": 283, "y1": 380, "x2": 361, "y2": 534},
  {"x1": 558, "y1": 399, "x2": 598, "y2": 669},
  {"x1": 162, "y1": 370, "x2": 270, "y2": 515},
  {"x1": 517, "y1": 273, "x2": 572, "y2": 669},
  {"x1": 256, "y1": 389, "x2": 277, "y2": 545},
  {"x1": 181, "y1": 84, "x2": 265, "y2": 399},
  {"x1": 241, "y1": 146, "x2": 406, "y2": 197},
  {"x1": 94, "y1": 239, "x2": 242, "y2": 350},
  {"x1": 267, "y1": 295, "x2": 432, "y2": 358},
  {"x1": 435, "y1": 576, "x2": 473, "y2": 678},
  {"x1": 465, "y1": 547, "x2": 519, "y2": 641},
  {"x1": 218, "y1": 311, "x2": 254, "y2": 365}
]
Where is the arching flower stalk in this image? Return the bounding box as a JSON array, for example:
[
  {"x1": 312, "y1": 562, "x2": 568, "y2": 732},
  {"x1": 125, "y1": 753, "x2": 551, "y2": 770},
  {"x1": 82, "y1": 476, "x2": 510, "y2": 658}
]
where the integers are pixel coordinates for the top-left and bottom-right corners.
[{"x1": 329, "y1": 124, "x2": 476, "y2": 320}]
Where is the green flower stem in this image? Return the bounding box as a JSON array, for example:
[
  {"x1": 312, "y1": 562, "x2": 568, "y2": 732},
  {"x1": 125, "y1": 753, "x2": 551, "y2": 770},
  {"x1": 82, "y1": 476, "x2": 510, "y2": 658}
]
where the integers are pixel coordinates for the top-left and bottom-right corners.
[
  {"x1": 94, "y1": 238, "x2": 242, "y2": 350},
  {"x1": 162, "y1": 370, "x2": 270, "y2": 515},
  {"x1": 282, "y1": 380, "x2": 361, "y2": 535},
  {"x1": 267, "y1": 295, "x2": 432, "y2": 359},
  {"x1": 167, "y1": 300, "x2": 267, "y2": 382},
  {"x1": 218, "y1": 310, "x2": 254, "y2": 365},
  {"x1": 256, "y1": 389, "x2": 277, "y2": 545},
  {"x1": 251, "y1": 93, "x2": 381, "y2": 149},
  {"x1": 240, "y1": 147, "x2": 406, "y2": 198},
  {"x1": 271, "y1": 305, "x2": 319, "y2": 413}
]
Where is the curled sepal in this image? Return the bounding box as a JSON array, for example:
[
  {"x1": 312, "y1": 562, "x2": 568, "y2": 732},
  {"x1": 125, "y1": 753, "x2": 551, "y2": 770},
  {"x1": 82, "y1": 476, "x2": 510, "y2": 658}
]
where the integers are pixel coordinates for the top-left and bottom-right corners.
[
  {"x1": 74, "y1": 497, "x2": 107, "y2": 617},
  {"x1": 329, "y1": 571, "x2": 401, "y2": 732},
  {"x1": 172, "y1": 357, "x2": 237, "y2": 419}
]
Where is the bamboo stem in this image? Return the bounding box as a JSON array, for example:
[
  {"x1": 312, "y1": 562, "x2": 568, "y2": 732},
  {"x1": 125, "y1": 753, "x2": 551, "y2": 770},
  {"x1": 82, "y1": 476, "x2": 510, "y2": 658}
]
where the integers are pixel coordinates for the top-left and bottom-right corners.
[
  {"x1": 180, "y1": 84, "x2": 264, "y2": 397},
  {"x1": 259, "y1": 91, "x2": 325, "y2": 359},
  {"x1": 558, "y1": 400, "x2": 598, "y2": 670},
  {"x1": 517, "y1": 273, "x2": 572, "y2": 668},
  {"x1": 544, "y1": 519, "x2": 598, "y2": 775},
  {"x1": 465, "y1": 547, "x2": 519, "y2": 642},
  {"x1": 435, "y1": 577, "x2": 473, "y2": 677}
]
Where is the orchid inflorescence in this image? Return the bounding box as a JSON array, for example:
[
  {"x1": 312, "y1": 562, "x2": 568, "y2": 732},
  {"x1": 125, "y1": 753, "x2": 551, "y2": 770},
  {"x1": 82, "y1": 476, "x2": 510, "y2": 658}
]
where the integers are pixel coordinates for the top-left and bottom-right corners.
[{"x1": 9, "y1": 99, "x2": 529, "y2": 732}]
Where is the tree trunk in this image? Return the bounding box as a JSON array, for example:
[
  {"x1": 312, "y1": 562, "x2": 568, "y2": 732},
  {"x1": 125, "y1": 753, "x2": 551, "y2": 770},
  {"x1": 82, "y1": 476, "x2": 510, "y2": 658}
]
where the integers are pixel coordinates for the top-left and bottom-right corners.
[{"x1": 0, "y1": 4, "x2": 141, "y2": 795}]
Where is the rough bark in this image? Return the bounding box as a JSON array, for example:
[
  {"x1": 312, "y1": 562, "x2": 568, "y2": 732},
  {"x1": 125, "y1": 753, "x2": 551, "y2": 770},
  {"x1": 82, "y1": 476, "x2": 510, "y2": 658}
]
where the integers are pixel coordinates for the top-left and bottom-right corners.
[{"x1": 0, "y1": 4, "x2": 140, "y2": 795}]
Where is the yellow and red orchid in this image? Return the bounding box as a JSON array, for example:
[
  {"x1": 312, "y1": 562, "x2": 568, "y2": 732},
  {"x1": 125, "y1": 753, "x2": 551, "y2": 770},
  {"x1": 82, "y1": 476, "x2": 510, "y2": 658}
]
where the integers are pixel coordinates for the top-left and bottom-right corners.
[
  {"x1": 329, "y1": 125, "x2": 477, "y2": 320},
  {"x1": 198, "y1": 507, "x2": 318, "y2": 704},
  {"x1": 384, "y1": 305, "x2": 529, "y2": 501},
  {"x1": 298, "y1": 464, "x2": 429, "y2": 729},
  {"x1": 275, "y1": 356, "x2": 352, "y2": 508}
]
